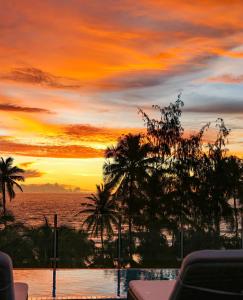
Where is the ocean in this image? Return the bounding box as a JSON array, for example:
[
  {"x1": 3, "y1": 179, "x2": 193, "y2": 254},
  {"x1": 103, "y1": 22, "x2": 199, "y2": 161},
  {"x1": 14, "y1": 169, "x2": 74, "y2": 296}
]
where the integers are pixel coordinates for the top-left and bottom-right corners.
[
  {"x1": 8, "y1": 193, "x2": 90, "y2": 228},
  {"x1": 7, "y1": 193, "x2": 233, "y2": 233}
]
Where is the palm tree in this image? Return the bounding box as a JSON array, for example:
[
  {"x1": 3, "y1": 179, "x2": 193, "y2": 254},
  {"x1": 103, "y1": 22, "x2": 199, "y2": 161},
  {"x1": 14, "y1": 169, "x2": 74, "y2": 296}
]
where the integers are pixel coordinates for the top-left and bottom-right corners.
[
  {"x1": 103, "y1": 133, "x2": 152, "y2": 258},
  {"x1": 78, "y1": 184, "x2": 118, "y2": 257},
  {"x1": 0, "y1": 157, "x2": 25, "y2": 215}
]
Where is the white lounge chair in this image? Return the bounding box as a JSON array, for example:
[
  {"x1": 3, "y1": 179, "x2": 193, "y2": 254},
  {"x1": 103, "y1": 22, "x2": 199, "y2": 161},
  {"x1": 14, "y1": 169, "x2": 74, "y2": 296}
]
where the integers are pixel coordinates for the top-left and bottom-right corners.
[
  {"x1": 0, "y1": 251, "x2": 28, "y2": 300},
  {"x1": 128, "y1": 249, "x2": 243, "y2": 300}
]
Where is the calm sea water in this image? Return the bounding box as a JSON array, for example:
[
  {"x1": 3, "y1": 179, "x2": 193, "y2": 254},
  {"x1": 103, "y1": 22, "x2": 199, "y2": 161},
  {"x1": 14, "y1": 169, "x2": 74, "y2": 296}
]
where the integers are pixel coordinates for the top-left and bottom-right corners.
[
  {"x1": 14, "y1": 268, "x2": 178, "y2": 298},
  {"x1": 9, "y1": 193, "x2": 89, "y2": 228}
]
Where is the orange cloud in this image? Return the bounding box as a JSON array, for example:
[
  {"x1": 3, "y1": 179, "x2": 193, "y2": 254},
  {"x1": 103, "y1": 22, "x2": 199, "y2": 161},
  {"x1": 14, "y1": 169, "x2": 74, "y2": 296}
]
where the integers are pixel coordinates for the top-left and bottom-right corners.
[
  {"x1": 64, "y1": 124, "x2": 143, "y2": 143},
  {"x1": 18, "y1": 161, "x2": 45, "y2": 178},
  {"x1": 1, "y1": 0, "x2": 243, "y2": 92},
  {"x1": 19, "y1": 161, "x2": 34, "y2": 168},
  {"x1": 0, "y1": 122, "x2": 143, "y2": 158},
  {"x1": 0, "y1": 137, "x2": 104, "y2": 158},
  {"x1": 23, "y1": 169, "x2": 45, "y2": 178}
]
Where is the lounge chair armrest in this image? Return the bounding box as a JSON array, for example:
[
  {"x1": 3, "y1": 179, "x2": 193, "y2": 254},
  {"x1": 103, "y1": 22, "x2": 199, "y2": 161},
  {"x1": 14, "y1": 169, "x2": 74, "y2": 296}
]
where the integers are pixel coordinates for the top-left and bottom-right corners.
[
  {"x1": 128, "y1": 280, "x2": 176, "y2": 300},
  {"x1": 14, "y1": 282, "x2": 28, "y2": 300}
]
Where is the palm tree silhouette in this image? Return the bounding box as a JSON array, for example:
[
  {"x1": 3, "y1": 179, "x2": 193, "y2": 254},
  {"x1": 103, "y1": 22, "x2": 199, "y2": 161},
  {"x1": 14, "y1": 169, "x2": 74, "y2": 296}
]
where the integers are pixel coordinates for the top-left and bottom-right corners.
[
  {"x1": 0, "y1": 157, "x2": 25, "y2": 215},
  {"x1": 78, "y1": 184, "x2": 118, "y2": 257},
  {"x1": 104, "y1": 133, "x2": 152, "y2": 259}
]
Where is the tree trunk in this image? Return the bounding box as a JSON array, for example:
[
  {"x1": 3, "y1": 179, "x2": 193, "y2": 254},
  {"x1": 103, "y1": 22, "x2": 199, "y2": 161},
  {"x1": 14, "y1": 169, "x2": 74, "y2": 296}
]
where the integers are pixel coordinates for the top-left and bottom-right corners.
[
  {"x1": 2, "y1": 181, "x2": 6, "y2": 215},
  {"x1": 128, "y1": 215, "x2": 132, "y2": 260},
  {"x1": 233, "y1": 196, "x2": 239, "y2": 239},
  {"x1": 128, "y1": 178, "x2": 134, "y2": 261},
  {"x1": 214, "y1": 213, "x2": 221, "y2": 240},
  {"x1": 101, "y1": 223, "x2": 104, "y2": 259}
]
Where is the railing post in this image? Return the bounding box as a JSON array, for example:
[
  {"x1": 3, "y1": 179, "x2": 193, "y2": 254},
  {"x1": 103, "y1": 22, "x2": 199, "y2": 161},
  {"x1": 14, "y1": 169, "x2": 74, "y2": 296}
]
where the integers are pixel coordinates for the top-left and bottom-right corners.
[
  {"x1": 117, "y1": 268, "x2": 121, "y2": 297},
  {"x1": 115, "y1": 215, "x2": 122, "y2": 297},
  {"x1": 180, "y1": 222, "x2": 184, "y2": 261},
  {"x1": 52, "y1": 214, "x2": 58, "y2": 298},
  {"x1": 241, "y1": 213, "x2": 243, "y2": 249},
  {"x1": 118, "y1": 215, "x2": 122, "y2": 269}
]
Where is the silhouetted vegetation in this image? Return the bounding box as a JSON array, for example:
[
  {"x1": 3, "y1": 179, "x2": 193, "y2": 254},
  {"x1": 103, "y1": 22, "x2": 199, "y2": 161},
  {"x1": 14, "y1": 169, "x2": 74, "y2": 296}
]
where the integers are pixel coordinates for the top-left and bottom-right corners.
[
  {"x1": 0, "y1": 157, "x2": 25, "y2": 215},
  {"x1": 78, "y1": 184, "x2": 118, "y2": 259},
  {"x1": 0, "y1": 216, "x2": 95, "y2": 267},
  {"x1": 1, "y1": 96, "x2": 243, "y2": 268}
]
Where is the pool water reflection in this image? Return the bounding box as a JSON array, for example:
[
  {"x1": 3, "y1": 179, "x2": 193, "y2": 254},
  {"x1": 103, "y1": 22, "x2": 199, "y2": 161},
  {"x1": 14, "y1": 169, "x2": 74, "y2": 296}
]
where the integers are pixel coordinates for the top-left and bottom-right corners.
[{"x1": 14, "y1": 268, "x2": 178, "y2": 298}]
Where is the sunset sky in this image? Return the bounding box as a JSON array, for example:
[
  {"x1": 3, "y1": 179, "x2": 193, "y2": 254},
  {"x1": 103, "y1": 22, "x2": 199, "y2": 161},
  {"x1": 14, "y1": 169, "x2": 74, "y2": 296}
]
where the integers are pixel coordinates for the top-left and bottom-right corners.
[{"x1": 1, "y1": 0, "x2": 243, "y2": 191}]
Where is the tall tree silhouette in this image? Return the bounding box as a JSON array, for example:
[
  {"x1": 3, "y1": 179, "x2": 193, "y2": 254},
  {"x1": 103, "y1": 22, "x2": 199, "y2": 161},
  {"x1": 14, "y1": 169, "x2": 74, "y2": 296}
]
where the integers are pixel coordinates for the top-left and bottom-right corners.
[
  {"x1": 78, "y1": 184, "x2": 118, "y2": 257},
  {"x1": 203, "y1": 119, "x2": 234, "y2": 234},
  {"x1": 173, "y1": 124, "x2": 210, "y2": 231},
  {"x1": 0, "y1": 157, "x2": 25, "y2": 215},
  {"x1": 139, "y1": 95, "x2": 186, "y2": 232},
  {"x1": 139, "y1": 96, "x2": 201, "y2": 233},
  {"x1": 224, "y1": 156, "x2": 243, "y2": 238},
  {"x1": 139, "y1": 94, "x2": 184, "y2": 163},
  {"x1": 104, "y1": 133, "x2": 152, "y2": 259}
]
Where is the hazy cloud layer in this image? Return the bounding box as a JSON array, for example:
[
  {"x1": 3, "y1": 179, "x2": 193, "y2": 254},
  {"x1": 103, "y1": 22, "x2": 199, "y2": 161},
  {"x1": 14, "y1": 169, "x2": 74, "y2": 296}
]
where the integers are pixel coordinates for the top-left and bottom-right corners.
[
  {"x1": 0, "y1": 102, "x2": 52, "y2": 113},
  {"x1": 1, "y1": 67, "x2": 81, "y2": 89},
  {"x1": 184, "y1": 100, "x2": 243, "y2": 114},
  {"x1": 21, "y1": 183, "x2": 82, "y2": 193},
  {"x1": 208, "y1": 74, "x2": 243, "y2": 84}
]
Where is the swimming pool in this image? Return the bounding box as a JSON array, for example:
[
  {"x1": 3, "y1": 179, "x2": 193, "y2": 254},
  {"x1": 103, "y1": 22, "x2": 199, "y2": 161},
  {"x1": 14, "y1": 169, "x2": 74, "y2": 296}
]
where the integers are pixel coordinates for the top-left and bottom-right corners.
[{"x1": 14, "y1": 268, "x2": 178, "y2": 298}]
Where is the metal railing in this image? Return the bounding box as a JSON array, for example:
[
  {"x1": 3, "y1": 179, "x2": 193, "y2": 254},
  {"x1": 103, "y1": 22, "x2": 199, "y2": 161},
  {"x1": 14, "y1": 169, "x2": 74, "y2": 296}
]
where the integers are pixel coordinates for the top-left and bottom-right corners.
[{"x1": 1, "y1": 212, "x2": 243, "y2": 298}]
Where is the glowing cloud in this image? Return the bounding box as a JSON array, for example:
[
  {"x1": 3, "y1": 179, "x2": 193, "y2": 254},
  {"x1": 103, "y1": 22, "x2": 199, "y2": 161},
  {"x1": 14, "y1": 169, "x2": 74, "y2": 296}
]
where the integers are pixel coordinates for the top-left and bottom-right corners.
[{"x1": 0, "y1": 138, "x2": 104, "y2": 159}]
